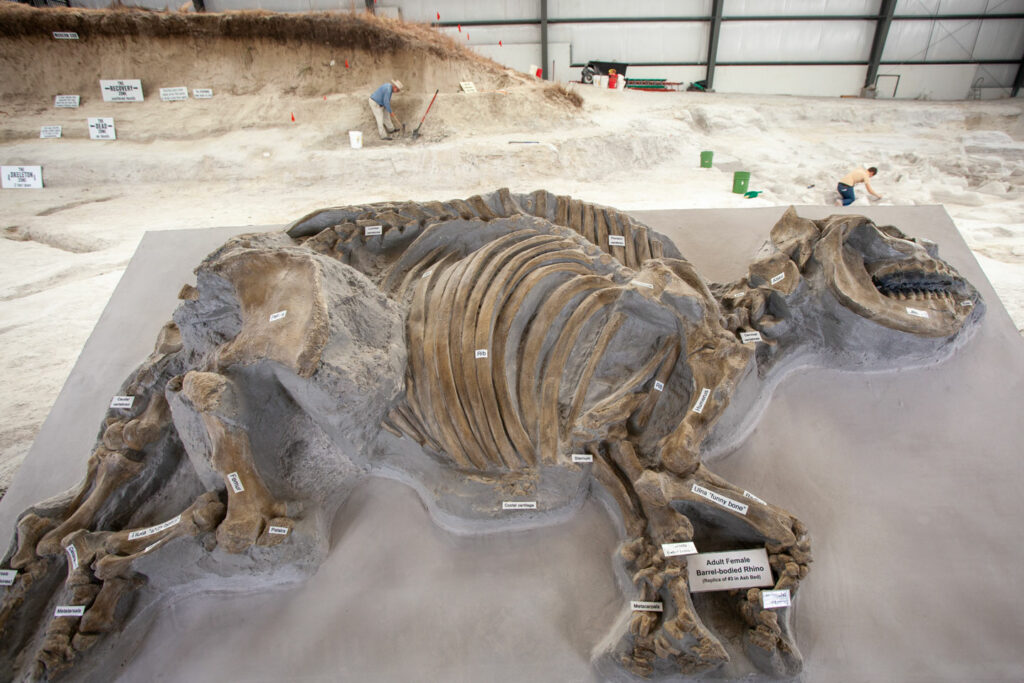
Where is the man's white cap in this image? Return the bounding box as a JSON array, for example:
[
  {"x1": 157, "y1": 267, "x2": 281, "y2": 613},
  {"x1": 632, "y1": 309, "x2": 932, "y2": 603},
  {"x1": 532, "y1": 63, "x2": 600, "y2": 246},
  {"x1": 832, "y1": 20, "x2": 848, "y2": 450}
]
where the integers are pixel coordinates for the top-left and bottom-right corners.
[{"x1": 391, "y1": 79, "x2": 404, "y2": 91}]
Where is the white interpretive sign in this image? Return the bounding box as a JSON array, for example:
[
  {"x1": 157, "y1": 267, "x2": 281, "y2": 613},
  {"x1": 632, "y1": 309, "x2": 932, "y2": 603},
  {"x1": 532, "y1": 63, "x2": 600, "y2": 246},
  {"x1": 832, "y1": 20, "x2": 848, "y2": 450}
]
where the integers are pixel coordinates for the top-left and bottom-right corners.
[
  {"x1": 608, "y1": 235, "x2": 626, "y2": 247},
  {"x1": 460, "y1": 81, "x2": 477, "y2": 93},
  {"x1": 743, "y1": 490, "x2": 767, "y2": 505},
  {"x1": 692, "y1": 484, "x2": 749, "y2": 515},
  {"x1": 661, "y1": 541, "x2": 698, "y2": 557},
  {"x1": 269, "y1": 310, "x2": 287, "y2": 322},
  {"x1": 692, "y1": 387, "x2": 711, "y2": 414},
  {"x1": 65, "y1": 545, "x2": 79, "y2": 570},
  {"x1": 54, "y1": 605, "x2": 86, "y2": 617},
  {"x1": 267, "y1": 526, "x2": 290, "y2": 535},
  {"x1": 110, "y1": 395, "x2": 134, "y2": 409},
  {"x1": 740, "y1": 331, "x2": 763, "y2": 343},
  {"x1": 770, "y1": 272, "x2": 785, "y2": 285},
  {"x1": 475, "y1": 349, "x2": 488, "y2": 359},
  {"x1": 53, "y1": 32, "x2": 79, "y2": 39},
  {"x1": 159, "y1": 87, "x2": 189, "y2": 102},
  {"x1": 906, "y1": 307, "x2": 929, "y2": 318},
  {"x1": 364, "y1": 225, "x2": 383, "y2": 236},
  {"x1": 630, "y1": 601, "x2": 663, "y2": 612},
  {"x1": 227, "y1": 472, "x2": 245, "y2": 493},
  {"x1": 192, "y1": 88, "x2": 213, "y2": 99},
  {"x1": 88, "y1": 117, "x2": 116, "y2": 140},
  {"x1": 631, "y1": 280, "x2": 654, "y2": 289},
  {"x1": 127, "y1": 514, "x2": 181, "y2": 541},
  {"x1": 502, "y1": 501, "x2": 537, "y2": 510},
  {"x1": 0, "y1": 570, "x2": 17, "y2": 586},
  {"x1": 2, "y1": 166, "x2": 43, "y2": 189},
  {"x1": 762, "y1": 589, "x2": 791, "y2": 609},
  {"x1": 54, "y1": 95, "x2": 80, "y2": 108},
  {"x1": 40, "y1": 126, "x2": 62, "y2": 139},
  {"x1": 687, "y1": 548, "x2": 774, "y2": 593},
  {"x1": 571, "y1": 453, "x2": 593, "y2": 463},
  {"x1": 100, "y1": 79, "x2": 144, "y2": 102},
  {"x1": 653, "y1": 380, "x2": 665, "y2": 392}
]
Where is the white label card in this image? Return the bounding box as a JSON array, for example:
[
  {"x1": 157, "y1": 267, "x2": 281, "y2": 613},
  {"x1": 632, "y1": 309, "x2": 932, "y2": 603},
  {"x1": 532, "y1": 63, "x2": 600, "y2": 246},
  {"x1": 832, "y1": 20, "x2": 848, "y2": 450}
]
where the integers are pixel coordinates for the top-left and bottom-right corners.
[
  {"x1": 88, "y1": 117, "x2": 116, "y2": 140},
  {"x1": 906, "y1": 307, "x2": 929, "y2": 318},
  {"x1": 740, "y1": 331, "x2": 763, "y2": 343},
  {"x1": 687, "y1": 548, "x2": 774, "y2": 593},
  {"x1": 421, "y1": 270, "x2": 433, "y2": 279},
  {"x1": 608, "y1": 235, "x2": 626, "y2": 247},
  {"x1": 110, "y1": 395, "x2": 134, "y2": 409},
  {"x1": 662, "y1": 542, "x2": 698, "y2": 557},
  {"x1": 770, "y1": 273, "x2": 785, "y2": 285},
  {"x1": 762, "y1": 589, "x2": 791, "y2": 609},
  {"x1": 475, "y1": 349, "x2": 488, "y2": 359},
  {"x1": 630, "y1": 601, "x2": 664, "y2": 612},
  {"x1": 66, "y1": 545, "x2": 79, "y2": 570},
  {"x1": 227, "y1": 472, "x2": 245, "y2": 493},
  {"x1": 743, "y1": 490, "x2": 767, "y2": 505},
  {"x1": 55, "y1": 95, "x2": 80, "y2": 108},
  {"x1": 692, "y1": 484, "x2": 749, "y2": 515},
  {"x1": 692, "y1": 387, "x2": 711, "y2": 414},
  {"x1": 55, "y1": 605, "x2": 86, "y2": 617},
  {"x1": 364, "y1": 225, "x2": 383, "y2": 236},
  {"x1": 571, "y1": 453, "x2": 593, "y2": 463},
  {"x1": 193, "y1": 88, "x2": 213, "y2": 99},
  {"x1": 2, "y1": 166, "x2": 43, "y2": 189},
  {"x1": 268, "y1": 526, "x2": 290, "y2": 535},
  {"x1": 100, "y1": 79, "x2": 144, "y2": 103},
  {"x1": 127, "y1": 514, "x2": 182, "y2": 541},
  {"x1": 159, "y1": 87, "x2": 189, "y2": 102},
  {"x1": 460, "y1": 81, "x2": 477, "y2": 93},
  {"x1": 961, "y1": 300, "x2": 973, "y2": 307},
  {"x1": 653, "y1": 380, "x2": 665, "y2": 392},
  {"x1": 0, "y1": 570, "x2": 17, "y2": 586},
  {"x1": 502, "y1": 501, "x2": 537, "y2": 510},
  {"x1": 40, "y1": 126, "x2": 62, "y2": 139},
  {"x1": 53, "y1": 32, "x2": 79, "y2": 39},
  {"x1": 269, "y1": 310, "x2": 287, "y2": 322},
  {"x1": 631, "y1": 280, "x2": 654, "y2": 289}
]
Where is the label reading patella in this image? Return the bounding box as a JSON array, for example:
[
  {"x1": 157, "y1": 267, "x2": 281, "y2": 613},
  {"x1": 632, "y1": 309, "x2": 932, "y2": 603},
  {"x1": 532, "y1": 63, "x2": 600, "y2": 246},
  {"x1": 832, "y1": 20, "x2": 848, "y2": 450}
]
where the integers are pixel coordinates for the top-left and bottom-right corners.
[
  {"x1": 2, "y1": 166, "x2": 43, "y2": 189},
  {"x1": 127, "y1": 514, "x2": 182, "y2": 541},
  {"x1": 692, "y1": 388, "x2": 711, "y2": 414},
  {"x1": 65, "y1": 545, "x2": 79, "y2": 570},
  {"x1": 110, "y1": 395, "x2": 134, "y2": 409},
  {"x1": 159, "y1": 87, "x2": 189, "y2": 102},
  {"x1": 54, "y1": 605, "x2": 86, "y2": 617},
  {"x1": 88, "y1": 117, "x2": 116, "y2": 140},
  {"x1": 364, "y1": 225, "x2": 383, "y2": 236},
  {"x1": 770, "y1": 272, "x2": 785, "y2": 285},
  {"x1": 0, "y1": 570, "x2": 17, "y2": 586},
  {"x1": 740, "y1": 331, "x2": 763, "y2": 343},
  {"x1": 100, "y1": 79, "x2": 143, "y2": 102},
  {"x1": 608, "y1": 235, "x2": 626, "y2": 247},
  {"x1": 55, "y1": 95, "x2": 80, "y2": 108},
  {"x1": 571, "y1": 453, "x2": 593, "y2": 463},
  {"x1": 502, "y1": 501, "x2": 537, "y2": 510},
  {"x1": 687, "y1": 548, "x2": 773, "y2": 593},
  {"x1": 227, "y1": 472, "x2": 245, "y2": 493},
  {"x1": 269, "y1": 310, "x2": 287, "y2": 322},
  {"x1": 661, "y1": 542, "x2": 698, "y2": 557},
  {"x1": 906, "y1": 307, "x2": 929, "y2": 318},
  {"x1": 692, "y1": 484, "x2": 749, "y2": 515},
  {"x1": 743, "y1": 490, "x2": 767, "y2": 505},
  {"x1": 630, "y1": 601, "x2": 663, "y2": 612},
  {"x1": 762, "y1": 589, "x2": 791, "y2": 608},
  {"x1": 40, "y1": 126, "x2": 62, "y2": 139},
  {"x1": 475, "y1": 349, "x2": 488, "y2": 359},
  {"x1": 653, "y1": 380, "x2": 665, "y2": 392},
  {"x1": 268, "y1": 526, "x2": 290, "y2": 535}
]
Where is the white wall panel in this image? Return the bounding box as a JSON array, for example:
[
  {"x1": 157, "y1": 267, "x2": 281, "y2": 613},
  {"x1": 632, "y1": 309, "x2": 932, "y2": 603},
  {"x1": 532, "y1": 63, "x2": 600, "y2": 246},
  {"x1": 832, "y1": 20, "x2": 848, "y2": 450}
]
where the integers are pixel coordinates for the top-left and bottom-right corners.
[
  {"x1": 472, "y1": 42, "x2": 572, "y2": 82},
  {"x1": 882, "y1": 19, "x2": 937, "y2": 59},
  {"x1": 975, "y1": 18, "x2": 1024, "y2": 59},
  {"x1": 874, "y1": 63, "x2": 978, "y2": 98},
  {"x1": 714, "y1": 65, "x2": 866, "y2": 95},
  {"x1": 719, "y1": 21, "x2": 875, "y2": 61},
  {"x1": 548, "y1": 0, "x2": 710, "y2": 19},
  {"x1": 724, "y1": 0, "x2": 880, "y2": 16},
  {"x1": 397, "y1": 0, "x2": 536, "y2": 22},
  {"x1": 438, "y1": 24, "x2": 540, "y2": 46},
  {"x1": 894, "y1": 0, "x2": 989, "y2": 14},
  {"x1": 548, "y1": 23, "x2": 707, "y2": 65},
  {"x1": 923, "y1": 20, "x2": 981, "y2": 60}
]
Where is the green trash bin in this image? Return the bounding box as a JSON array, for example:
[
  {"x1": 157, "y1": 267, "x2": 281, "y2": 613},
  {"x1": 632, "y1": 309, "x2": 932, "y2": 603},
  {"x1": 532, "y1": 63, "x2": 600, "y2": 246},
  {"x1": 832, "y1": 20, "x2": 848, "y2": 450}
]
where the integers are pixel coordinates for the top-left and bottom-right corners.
[
  {"x1": 700, "y1": 150, "x2": 714, "y2": 168},
  {"x1": 732, "y1": 171, "x2": 750, "y2": 194}
]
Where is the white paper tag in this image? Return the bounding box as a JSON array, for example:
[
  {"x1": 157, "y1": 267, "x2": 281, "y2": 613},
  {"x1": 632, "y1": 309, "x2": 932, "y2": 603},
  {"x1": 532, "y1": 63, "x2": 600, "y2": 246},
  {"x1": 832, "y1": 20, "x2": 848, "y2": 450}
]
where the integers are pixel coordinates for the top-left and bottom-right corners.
[
  {"x1": 743, "y1": 490, "x2": 767, "y2": 505},
  {"x1": 364, "y1": 225, "x2": 383, "y2": 236},
  {"x1": 100, "y1": 79, "x2": 144, "y2": 103},
  {"x1": 571, "y1": 453, "x2": 593, "y2": 463},
  {"x1": 762, "y1": 589, "x2": 791, "y2": 609},
  {"x1": 269, "y1": 310, "x2": 287, "y2": 322},
  {"x1": 630, "y1": 600, "x2": 663, "y2": 612},
  {"x1": 54, "y1": 95, "x2": 80, "y2": 108},
  {"x1": 740, "y1": 331, "x2": 763, "y2": 343},
  {"x1": 692, "y1": 387, "x2": 711, "y2": 414},
  {"x1": 193, "y1": 88, "x2": 214, "y2": 99},
  {"x1": 2, "y1": 166, "x2": 43, "y2": 189},
  {"x1": 88, "y1": 117, "x2": 116, "y2": 140},
  {"x1": 40, "y1": 126, "x2": 62, "y2": 139},
  {"x1": 55, "y1": 605, "x2": 86, "y2": 617},
  {"x1": 460, "y1": 81, "x2": 478, "y2": 93},
  {"x1": 53, "y1": 32, "x2": 79, "y2": 39},
  {"x1": 0, "y1": 569, "x2": 17, "y2": 586},
  {"x1": 128, "y1": 514, "x2": 182, "y2": 541},
  {"x1": 661, "y1": 541, "x2": 698, "y2": 557},
  {"x1": 770, "y1": 272, "x2": 785, "y2": 285},
  {"x1": 692, "y1": 483, "x2": 749, "y2": 515},
  {"x1": 688, "y1": 548, "x2": 774, "y2": 592},
  {"x1": 502, "y1": 501, "x2": 537, "y2": 510},
  {"x1": 631, "y1": 280, "x2": 654, "y2": 289},
  {"x1": 475, "y1": 349, "x2": 488, "y2": 359},
  {"x1": 65, "y1": 545, "x2": 79, "y2": 570},
  {"x1": 143, "y1": 541, "x2": 160, "y2": 554},
  {"x1": 608, "y1": 235, "x2": 626, "y2": 247},
  {"x1": 421, "y1": 270, "x2": 433, "y2": 279},
  {"x1": 906, "y1": 307, "x2": 929, "y2": 318},
  {"x1": 110, "y1": 395, "x2": 134, "y2": 409},
  {"x1": 960, "y1": 300, "x2": 973, "y2": 307},
  {"x1": 267, "y1": 525, "x2": 290, "y2": 535},
  {"x1": 159, "y1": 86, "x2": 189, "y2": 102},
  {"x1": 227, "y1": 472, "x2": 245, "y2": 493},
  {"x1": 653, "y1": 380, "x2": 665, "y2": 392}
]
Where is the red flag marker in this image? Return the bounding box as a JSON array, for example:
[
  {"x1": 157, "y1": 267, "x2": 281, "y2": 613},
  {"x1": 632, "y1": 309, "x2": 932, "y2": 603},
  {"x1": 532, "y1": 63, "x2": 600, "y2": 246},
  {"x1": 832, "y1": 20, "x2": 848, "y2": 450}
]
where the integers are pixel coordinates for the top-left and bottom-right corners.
[
  {"x1": 466, "y1": 33, "x2": 469, "y2": 40},
  {"x1": 499, "y1": 40, "x2": 502, "y2": 46},
  {"x1": 291, "y1": 113, "x2": 295, "y2": 122},
  {"x1": 344, "y1": 59, "x2": 349, "y2": 68},
  {"x1": 436, "y1": 11, "x2": 440, "y2": 20},
  {"x1": 457, "y1": 24, "x2": 461, "y2": 32}
]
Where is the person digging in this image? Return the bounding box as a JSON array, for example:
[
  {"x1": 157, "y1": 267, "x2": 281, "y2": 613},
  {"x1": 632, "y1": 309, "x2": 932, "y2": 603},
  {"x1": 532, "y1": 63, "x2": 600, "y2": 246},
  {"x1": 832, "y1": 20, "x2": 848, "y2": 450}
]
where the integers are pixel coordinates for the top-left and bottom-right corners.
[
  {"x1": 368, "y1": 79, "x2": 404, "y2": 141},
  {"x1": 835, "y1": 166, "x2": 882, "y2": 206}
]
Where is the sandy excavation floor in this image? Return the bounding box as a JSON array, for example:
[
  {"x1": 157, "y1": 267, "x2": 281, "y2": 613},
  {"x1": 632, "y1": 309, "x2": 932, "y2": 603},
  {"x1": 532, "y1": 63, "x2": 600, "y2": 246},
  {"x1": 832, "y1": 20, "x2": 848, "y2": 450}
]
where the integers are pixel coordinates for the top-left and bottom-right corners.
[{"x1": 1, "y1": 7, "x2": 1023, "y2": 495}]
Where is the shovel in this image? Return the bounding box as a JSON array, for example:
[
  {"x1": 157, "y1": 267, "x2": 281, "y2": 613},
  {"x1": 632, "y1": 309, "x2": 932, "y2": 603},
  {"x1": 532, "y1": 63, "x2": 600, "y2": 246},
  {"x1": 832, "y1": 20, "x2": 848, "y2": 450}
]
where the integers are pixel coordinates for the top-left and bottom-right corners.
[{"x1": 412, "y1": 89, "x2": 439, "y2": 140}]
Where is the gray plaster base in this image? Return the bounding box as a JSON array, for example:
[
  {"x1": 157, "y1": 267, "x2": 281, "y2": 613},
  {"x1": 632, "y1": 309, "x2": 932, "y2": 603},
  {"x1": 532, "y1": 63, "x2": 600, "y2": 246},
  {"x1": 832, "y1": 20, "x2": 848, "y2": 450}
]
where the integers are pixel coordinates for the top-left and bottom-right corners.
[{"x1": 2, "y1": 206, "x2": 1023, "y2": 681}]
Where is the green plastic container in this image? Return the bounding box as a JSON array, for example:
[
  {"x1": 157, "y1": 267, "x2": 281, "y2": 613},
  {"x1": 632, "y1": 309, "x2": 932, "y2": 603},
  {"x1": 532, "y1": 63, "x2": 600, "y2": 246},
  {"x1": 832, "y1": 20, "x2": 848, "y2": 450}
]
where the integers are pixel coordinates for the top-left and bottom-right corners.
[
  {"x1": 732, "y1": 171, "x2": 750, "y2": 194},
  {"x1": 700, "y1": 150, "x2": 714, "y2": 168}
]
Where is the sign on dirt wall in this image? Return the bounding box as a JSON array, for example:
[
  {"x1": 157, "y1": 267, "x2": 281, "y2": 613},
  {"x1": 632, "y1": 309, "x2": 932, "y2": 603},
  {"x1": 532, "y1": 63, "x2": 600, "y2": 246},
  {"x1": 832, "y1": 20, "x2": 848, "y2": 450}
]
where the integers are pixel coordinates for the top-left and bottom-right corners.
[{"x1": 99, "y1": 79, "x2": 144, "y2": 103}]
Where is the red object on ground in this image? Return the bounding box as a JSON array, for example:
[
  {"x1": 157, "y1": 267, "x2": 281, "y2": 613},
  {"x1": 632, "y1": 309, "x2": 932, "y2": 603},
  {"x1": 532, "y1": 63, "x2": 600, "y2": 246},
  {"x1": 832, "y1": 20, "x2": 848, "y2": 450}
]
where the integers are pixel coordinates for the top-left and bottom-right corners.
[
  {"x1": 608, "y1": 73, "x2": 618, "y2": 89},
  {"x1": 499, "y1": 40, "x2": 502, "y2": 46},
  {"x1": 457, "y1": 24, "x2": 461, "y2": 32},
  {"x1": 344, "y1": 59, "x2": 349, "y2": 68},
  {"x1": 436, "y1": 11, "x2": 440, "y2": 20},
  {"x1": 290, "y1": 113, "x2": 295, "y2": 122},
  {"x1": 535, "y1": 67, "x2": 542, "y2": 78}
]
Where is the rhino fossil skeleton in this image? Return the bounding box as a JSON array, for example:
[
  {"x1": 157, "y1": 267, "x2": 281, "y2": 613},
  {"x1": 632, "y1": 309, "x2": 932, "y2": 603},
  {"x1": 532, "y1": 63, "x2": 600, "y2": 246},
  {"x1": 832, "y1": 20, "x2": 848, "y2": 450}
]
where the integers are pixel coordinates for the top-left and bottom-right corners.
[{"x1": 0, "y1": 190, "x2": 983, "y2": 681}]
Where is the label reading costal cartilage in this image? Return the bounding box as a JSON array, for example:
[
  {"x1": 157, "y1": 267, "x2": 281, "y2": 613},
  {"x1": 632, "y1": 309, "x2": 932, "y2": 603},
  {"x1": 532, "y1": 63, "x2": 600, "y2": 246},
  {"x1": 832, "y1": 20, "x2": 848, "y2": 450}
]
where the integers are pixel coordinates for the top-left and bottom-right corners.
[
  {"x1": 269, "y1": 310, "x2": 287, "y2": 322},
  {"x1": 110, "y1": 395, "x2": 134, "y2": 409},
  {"x1": 65, "y1": 545, "x2": 79, "y2": 570},
  {"x1": 159, "y1": 87, "x2": 189, "y2": 102},
  {"x1": 631, "y1": 280, "x2": 654, "y2": 289},
  {"x1": 961, "y1": 300, "x2": 973, "y2": 307},
  {"x1": 55, "y1": 95, "x2": 80, "y2": 108},
  {"x1": 502, "y1": 501, "x2": 537, "y2": 510},
  {"x1": 128, "y1": 514, "x2": 182, "y2": 541},
  {"x1": 692, "y1": 388, "x2": 711, "y2": 414},
  {"x1": 227, "y1": 472, "x2": 245, "y2": 493},
  {"x1": 53, "y1": 32, "x2": 79, "y2": 39},
  {"x1": 193, "y1": 88, "x2": 213, "y2": 99},
  {"x1": 40, "y1": 126, "x2": 62, "y2": 139},
  {"x1": 762, "y1": 589, "x2": 791, "y2": 609},
  {"x1": 687, "y1": 548, "x2": 773, "y2": 593},
  {"x1": 662, "y1": 542, "x2": 698, "y2": 557},
  {"x1": 0, "y1": 570, "x2": 17, "y2": 586},
  {"x1": 770, "y1": 273, "x2": 785, "y2": 285},
  {"x1": 571, "y1": 453, "x2": 593, "y2": 463},
  {"x1": 906, "y1": 307, "x2": 929, "y2": 318},
  {"x1": 268, "y1": 526, "x2": 290, "y2": 535},
  {"x1": 692, "y1": 484, "x2": 749, "y2": 515},
  {"x1": 608, "y1": 235, "x2": 626, "y2": 247},
  {"x1": 653, "y1": 380, "x2": 665, "y2": 392},
  {"x1": 475, "y1": 349, "x2": 488, "y2": 359},
  {"x1": 743, "y1": 490, "x2": 767, "y2": 505},
  {"x1": 55, "y1": 605, "x2": 86, "y2": 617},
  {"x1": 364, "y1": 225, "x2": 383, "y2": 236},
  {"x1": 740, "y1": 331, "x2": 763, "y2": 344},
  {"x1": 630, "y1": 601, "x2": 663, "y2": 612}
]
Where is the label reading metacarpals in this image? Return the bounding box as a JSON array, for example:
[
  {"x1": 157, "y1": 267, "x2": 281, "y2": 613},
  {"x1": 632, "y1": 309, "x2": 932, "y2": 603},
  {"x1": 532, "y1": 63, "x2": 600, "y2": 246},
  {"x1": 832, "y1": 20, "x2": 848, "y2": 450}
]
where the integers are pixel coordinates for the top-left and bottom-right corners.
[
  {"x1": 630, "y1": 601, "x2": 663, "y2": 612},
  {"x1": 54, "y1": 605, "x2": 86, "y2": 617}
]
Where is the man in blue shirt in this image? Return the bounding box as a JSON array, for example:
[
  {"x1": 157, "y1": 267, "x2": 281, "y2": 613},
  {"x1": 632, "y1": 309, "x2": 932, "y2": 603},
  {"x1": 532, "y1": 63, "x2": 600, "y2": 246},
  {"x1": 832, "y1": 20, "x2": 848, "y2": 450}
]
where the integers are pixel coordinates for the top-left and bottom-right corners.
[{"x1": 368, "y1": 80, "x2": 403, "y2": 140}]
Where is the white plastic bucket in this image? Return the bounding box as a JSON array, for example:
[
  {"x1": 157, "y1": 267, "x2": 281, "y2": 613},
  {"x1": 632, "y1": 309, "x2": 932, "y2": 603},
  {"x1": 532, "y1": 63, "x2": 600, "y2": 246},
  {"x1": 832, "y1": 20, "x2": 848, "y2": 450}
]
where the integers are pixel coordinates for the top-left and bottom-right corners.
[{"x1": 349, "y1": 131, "x2": 363, "y2": 149}]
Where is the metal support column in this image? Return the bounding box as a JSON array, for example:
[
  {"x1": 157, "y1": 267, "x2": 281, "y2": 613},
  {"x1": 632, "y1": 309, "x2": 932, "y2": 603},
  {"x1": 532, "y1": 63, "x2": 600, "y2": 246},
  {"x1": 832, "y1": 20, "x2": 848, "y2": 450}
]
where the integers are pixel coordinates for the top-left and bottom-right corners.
[
  {"x1": 865, "y1": 0, "x2": 897, "y2": 89},
  {"x1": 541, "y1": 0, "x2": 549, "y2": 79},
  {"x1": 705, "y1": 0, "x2": 723, "y2": 90},
  {"x1": 1013, "y1": 50, "x2": 1024, "y2": 97}
]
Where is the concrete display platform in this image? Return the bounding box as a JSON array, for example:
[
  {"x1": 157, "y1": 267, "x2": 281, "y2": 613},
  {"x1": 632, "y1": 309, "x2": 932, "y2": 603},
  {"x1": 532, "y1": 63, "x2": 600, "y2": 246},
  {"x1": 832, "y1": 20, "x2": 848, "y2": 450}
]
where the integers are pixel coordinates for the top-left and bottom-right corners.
[{"x1": 2, "y1": 206, "x2": 1022, "y2": 682}]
